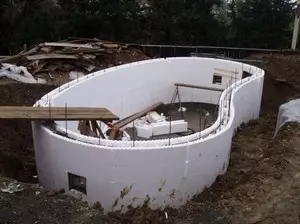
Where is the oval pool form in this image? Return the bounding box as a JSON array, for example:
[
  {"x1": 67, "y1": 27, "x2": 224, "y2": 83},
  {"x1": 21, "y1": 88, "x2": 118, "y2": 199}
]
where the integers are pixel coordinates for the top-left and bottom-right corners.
[{"x1": 32, "y1": 57, "x2": 264, "y2": 212}]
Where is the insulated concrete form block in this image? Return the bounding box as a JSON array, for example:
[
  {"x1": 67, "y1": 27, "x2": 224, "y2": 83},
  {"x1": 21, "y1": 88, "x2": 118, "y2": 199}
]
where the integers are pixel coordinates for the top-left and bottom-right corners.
[
  {"x1": 151, "y1": 121, "x2": 188, "y2": 136},
  {"x1": 136, "y1": 125, "x2": 152, "y2": 139},
  {"x1": 109, "y1": 146, "x2": 187, "y2": 210},
  {"x1": 32, "y1": 57, "x2": 265, "y2": 212},
  {"x1": 184, "y1": 127, "x2": 233, "y2": 199},
  {"x1": 32, "y1": 122, "x2": 56, "y2": 188},
  {"x1": 34, "y1": 127, "x2": 115, "y2": 211},
  {"x1": 136, "y1": 120, "x2": 188, "y2": 138}
]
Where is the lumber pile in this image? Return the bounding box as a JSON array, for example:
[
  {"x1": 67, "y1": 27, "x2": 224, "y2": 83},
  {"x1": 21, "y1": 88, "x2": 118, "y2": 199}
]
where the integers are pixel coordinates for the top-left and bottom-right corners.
[{"x1": 0, "y1": 37, "x2": 149, "y2": 84}]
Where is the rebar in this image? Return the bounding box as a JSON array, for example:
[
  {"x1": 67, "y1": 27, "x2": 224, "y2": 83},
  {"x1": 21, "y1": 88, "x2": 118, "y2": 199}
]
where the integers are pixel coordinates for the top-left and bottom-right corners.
[
  {"x1": 99, "y1": 121, "x2": 101, "y2": 145},
  {"x1": 65, "y1": 103, "x2": 68, "y2": 136},
  {"x1": 168, "y1": 111, "x2": 172, "y2": 146},
  {"x1": 48, "y1": 101, "x2": 51, "y2": 120},
  {"x1": 133, "y1": 120, "x2": 136, "y2": 147},
  {"x1": 198, "y1": 104, "x2": 202, "y2": 139}
]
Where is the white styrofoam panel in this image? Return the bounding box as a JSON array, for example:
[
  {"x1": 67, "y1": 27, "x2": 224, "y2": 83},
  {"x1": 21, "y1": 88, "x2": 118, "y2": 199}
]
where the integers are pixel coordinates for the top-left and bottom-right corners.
[
  {"x1": 32, "y1": 57, "x2": 265, "y2": 212},
  {"x1": 136, "y1": 126, "x2": 152, "y2": 139},
  {"x1": 151, "y1": 121, "x2": 188, "y2": 136},
  {"x1": 52, "y1": 58, "x2": 245, "y2": 133}
]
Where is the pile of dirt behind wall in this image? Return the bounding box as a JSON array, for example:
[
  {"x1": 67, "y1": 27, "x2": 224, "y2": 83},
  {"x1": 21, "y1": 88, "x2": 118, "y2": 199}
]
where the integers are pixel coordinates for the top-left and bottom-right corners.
[{"x1": 0, "y1": 83, "x2": 56, "y2": 183}]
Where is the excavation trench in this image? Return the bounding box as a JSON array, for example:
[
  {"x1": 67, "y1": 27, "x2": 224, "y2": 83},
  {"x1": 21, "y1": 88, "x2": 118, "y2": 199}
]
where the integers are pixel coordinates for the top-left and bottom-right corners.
[{"x1": 0, "y1": 83, "x2": 56, "y2": 183}]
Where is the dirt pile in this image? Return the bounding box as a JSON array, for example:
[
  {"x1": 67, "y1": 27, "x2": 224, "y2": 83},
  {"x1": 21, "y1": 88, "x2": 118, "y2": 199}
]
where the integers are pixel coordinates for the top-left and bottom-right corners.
[
  {"x1": 0, "y1": 84, "x2": 56, "y2": 183},
  {"x1": 0, "y1": 176, "x2": 120, "y2": 224}
]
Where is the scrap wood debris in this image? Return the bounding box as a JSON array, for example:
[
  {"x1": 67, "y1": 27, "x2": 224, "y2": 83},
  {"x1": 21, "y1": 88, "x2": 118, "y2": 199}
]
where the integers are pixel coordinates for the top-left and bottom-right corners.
[{"x1": 0, "y1": 37, "x2": 149, "y2": 85}]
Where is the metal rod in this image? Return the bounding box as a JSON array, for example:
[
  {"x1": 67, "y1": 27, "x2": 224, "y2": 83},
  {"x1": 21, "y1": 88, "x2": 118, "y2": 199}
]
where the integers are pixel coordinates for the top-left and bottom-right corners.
[
  {"x1": 234, "y1": 69, "x2": 237, "y2": 89},
  {"x1": 175, "y1": 83, "x2": 223, "y2": 92},
  {"x1": 168, "y1": 111, "x2": 172, "y2": 146},
  {"x1": 133, "y1": 120, "x2": 136, "y2": 147},
  {"x1": 59, "y1": 76, "x2": 61, "y2": 92},
  {"x1": 99, "y1": 121, "x2": 101, "y2": 145},
  {"x1": 228, "y1": 74, "x2": 233, "y2": 117},
  {"x1": 65, "y1": 103, "x2": 68, "y2": 135},
  {"x1": 199, "y1": 104, "x2": 202, "y2": 139},
  {"x1": 176, "y1": 86, "x2": 183, "y2": 118},
  {"x1": 49, "y1": 101, "x2": 51, "y2": 120},
  {"x1": 220, "y1": 100, "x2": 223, "y2": 128}
]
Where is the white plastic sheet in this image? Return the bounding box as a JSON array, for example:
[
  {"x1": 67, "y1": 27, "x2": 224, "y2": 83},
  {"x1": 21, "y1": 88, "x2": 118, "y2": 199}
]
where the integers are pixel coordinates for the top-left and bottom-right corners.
[
  {"x1": 69, "y1": 71, "x2": 85, "y2": 80},
  {"x1": 0, "y1": 63, "x2": 46, "y2": 84},
  {"x1": 274, "y1": 99, "x2": 300, "y2": 138}
]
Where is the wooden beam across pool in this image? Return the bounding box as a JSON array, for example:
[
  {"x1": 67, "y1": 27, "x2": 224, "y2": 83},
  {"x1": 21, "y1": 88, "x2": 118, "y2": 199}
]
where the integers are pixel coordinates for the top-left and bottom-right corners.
[
  {"x1": 174, "y1": 82, "x2": 224, "y2": 92},
  {"x1": 0, "y1": 106, "x2": 119, "y2": 121}
]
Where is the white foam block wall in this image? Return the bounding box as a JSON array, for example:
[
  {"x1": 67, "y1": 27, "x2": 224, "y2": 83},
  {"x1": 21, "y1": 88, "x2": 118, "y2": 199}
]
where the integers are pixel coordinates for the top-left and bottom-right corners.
[
  {"x1": 51, "y1": 58, "x2": 244, "y2": 133},
  {"x1": 151, "y1": 120, "x2": 188, "y2": 136},
  {"x1": 32, "y1": 57, "x2": 265, "y2": 212}
]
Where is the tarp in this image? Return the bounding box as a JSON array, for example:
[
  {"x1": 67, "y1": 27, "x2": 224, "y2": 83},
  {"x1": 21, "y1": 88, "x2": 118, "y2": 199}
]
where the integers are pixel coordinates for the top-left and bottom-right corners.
[
  {"x1": 274, "y1": 99, "x2": 300, "y2": 139},
  {"x1": 0, "y1": 63, "x2": 46, "y2": 84}
]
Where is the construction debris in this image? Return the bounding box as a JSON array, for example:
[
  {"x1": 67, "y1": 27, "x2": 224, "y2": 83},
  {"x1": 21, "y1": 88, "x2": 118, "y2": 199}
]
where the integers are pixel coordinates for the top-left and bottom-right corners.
[
  {"x1": 0, "y1": 63, "x2": 46, "y2": 84},
  {"x1": 0, "y1": 181, "x2": 24, "y2": 194},
  {"x1": 0, "y1": 38, "x2": 149, "y2": 85}
]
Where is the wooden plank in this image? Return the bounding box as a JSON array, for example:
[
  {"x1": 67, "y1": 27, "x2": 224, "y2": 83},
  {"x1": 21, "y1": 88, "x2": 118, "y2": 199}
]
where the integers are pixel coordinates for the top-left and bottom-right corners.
[
  {"x1": 57, "y1": 49, "x2": 105, "y2": 54},
  {"x1": 114, "y1": 102, "x2": 163, "y2": 128},
  {"x1": 44, "y1": 42, "x2": 95, "y2": 49},
  {"x1": 67, "y1": 37, "x2": 101, "y2": 42},
  {"x1": 108, "y1": 102, "x2": 163, "y2": 140},
  {"x1": 0, "y1": 106, "x2": 119, "y2": 121},
  {"x1": 102, "y1": 43, "x2": 120, "y2": 48},
  {"x1": 0, "y1": 46, "x2": 39, "y2": 63},
  {"x1": 174, "y1": 83, "x2": 223, "y2": 92},
  {"x1": 27, "y1": 54, "x2": 78, "y2": 61}
]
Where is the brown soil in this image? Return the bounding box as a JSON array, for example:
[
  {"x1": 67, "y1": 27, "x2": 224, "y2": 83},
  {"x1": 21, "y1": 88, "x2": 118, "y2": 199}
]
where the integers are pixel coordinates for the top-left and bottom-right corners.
[
  {"x1": 1, "y1": 54, "x2": 300, "y2": 223},
  {"x1": 0, "y1": 176, "x2": 119, "y2": 224},
  {"x1": 0, "y1": 84, "x2": 56, "y2": 183}
]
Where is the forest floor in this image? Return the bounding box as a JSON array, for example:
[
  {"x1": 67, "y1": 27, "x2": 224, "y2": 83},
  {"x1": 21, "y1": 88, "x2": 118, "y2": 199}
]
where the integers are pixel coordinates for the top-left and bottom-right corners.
[{"x1": 1, "y1": 54, "x2": 300, "y2": 224}]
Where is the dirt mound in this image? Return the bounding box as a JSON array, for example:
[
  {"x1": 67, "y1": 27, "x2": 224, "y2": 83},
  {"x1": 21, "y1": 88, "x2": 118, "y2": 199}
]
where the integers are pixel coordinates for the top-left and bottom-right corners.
[
  {"x1": 0, "y1": 176, "x2": 119, "y2": 224},
  {"x1": 0, "y1": 84, "x2": 56, "y2": 182},
  {"x1": 254, "y1": 54, "x2": 300, "y2": 112}
]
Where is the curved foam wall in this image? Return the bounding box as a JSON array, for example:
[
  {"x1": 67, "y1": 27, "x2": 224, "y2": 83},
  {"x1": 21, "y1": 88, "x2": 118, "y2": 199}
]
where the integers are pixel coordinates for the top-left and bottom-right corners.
[{"x1": 32, "y1": 57, "x2": 264, "y2": 212}]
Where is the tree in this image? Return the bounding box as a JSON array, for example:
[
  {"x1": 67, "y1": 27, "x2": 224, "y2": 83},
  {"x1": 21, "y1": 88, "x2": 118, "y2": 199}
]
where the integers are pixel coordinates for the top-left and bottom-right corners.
[{"x1": 233, "y1": 0, "x2": 293, "y2": 48}]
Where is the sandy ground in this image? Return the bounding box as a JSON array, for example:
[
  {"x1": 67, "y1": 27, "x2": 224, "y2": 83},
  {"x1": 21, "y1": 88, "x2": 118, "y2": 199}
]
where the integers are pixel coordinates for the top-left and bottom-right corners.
[{"x1": 1, "y1": 54, "x2": 300, "y2": 223}]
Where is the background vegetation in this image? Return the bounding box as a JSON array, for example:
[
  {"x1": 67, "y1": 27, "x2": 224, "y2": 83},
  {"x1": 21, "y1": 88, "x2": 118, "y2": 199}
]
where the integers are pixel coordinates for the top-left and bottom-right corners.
[{"x1": 0, "y1": 0, "x2": 295, "y2": 54}]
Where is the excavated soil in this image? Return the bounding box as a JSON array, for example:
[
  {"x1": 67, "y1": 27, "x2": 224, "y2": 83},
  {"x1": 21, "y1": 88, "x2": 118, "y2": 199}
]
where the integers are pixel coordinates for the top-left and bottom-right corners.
[
  {"x1": 1, "y1": 54, "x2": 300, "y2": 223},
  {"x1": 0, "y1": 84, "x2": 56, "y2": 183}
]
